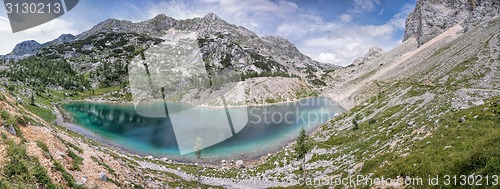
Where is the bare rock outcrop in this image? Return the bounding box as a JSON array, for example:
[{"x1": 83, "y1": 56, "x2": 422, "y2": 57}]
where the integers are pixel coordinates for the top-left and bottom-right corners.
[{"x1": 404, "y1": 0, "x2": 499, "y2": 46}]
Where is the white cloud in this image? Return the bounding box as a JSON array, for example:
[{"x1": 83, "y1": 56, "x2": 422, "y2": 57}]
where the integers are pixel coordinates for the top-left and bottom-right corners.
[
  {"x1": 0, "y1": 16, "x2": 79, "y2": 54},
  {"x1": 388, "y1": 3, "x2": 415, "y2": 29},
  {"x1": 298, "y1": 3, "x2": 414, "y2": 66},
  {"x1": 146, "y1": 0, "x2": 205, "y2": 20},
  {"x1": 349, "y1": 0, "x2": 381, "y2": 14},
  {"x1": 198, "y1": 0, "x2": 298, "y2": 16},
  {"x1": 340, "y1": 14, "x2": 353, "y2": 23}
]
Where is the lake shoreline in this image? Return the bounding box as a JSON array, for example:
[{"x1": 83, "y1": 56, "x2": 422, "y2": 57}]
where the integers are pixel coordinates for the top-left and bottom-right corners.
[
  {"x1": 54, "y1": 96, "x2": 344, "y2": 166},
  {"x1": 67, "y1": 95, "x2": 344, "y2": 109}
]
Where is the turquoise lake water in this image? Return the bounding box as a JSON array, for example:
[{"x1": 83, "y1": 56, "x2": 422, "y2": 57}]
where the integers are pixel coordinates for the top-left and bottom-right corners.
[{"x1": 62, "y1": 97, "x2": 344, "y2": 161}]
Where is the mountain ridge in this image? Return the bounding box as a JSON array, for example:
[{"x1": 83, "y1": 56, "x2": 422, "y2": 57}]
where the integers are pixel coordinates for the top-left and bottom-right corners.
[{"x1": 0, "y1": 1, "x2": 499, "y2": 188}]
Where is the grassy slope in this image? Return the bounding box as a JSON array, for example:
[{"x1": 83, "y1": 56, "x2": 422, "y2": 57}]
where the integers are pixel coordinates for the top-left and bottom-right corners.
[{"x1": 263, "y1": 18, "x2": 500, "y2": 188}]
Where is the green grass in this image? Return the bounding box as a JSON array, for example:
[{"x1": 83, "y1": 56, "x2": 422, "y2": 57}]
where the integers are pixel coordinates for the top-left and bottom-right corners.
[
  {"x1": 362, "y1": 96, "x2": 500, "y2": 187},
  {"x1": 265, "y1": 98, "x2": 278, "y2": 103},
  {"x1": 0, "y1": 110, "x2": 25, "y2": 141},
  {"x1": 36, "y1": 140, "x2": 50, "y2": 153},
  {"x1": 56, "y1": 135, "x2": 83, "y2": 153},
  {"x1": 71, "y1": 85, "x2": 122, "y2": 100},
  {"x1": 25, "y1": 105, "x2": 56, "y2": 123},
  {"x1": 91, "y1": 156, "x2": 116, "y2": 175},
  {"x1": 1, "y1": 139, "x2": 58, "y2": 189},
  {"x1": 68, "y1": 149, "x2": 84, "y2": 171}
]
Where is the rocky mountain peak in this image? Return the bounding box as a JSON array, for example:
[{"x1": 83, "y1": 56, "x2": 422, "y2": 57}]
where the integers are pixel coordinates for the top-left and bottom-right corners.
[
  {"x1": 351, "y1": 46, "x2": 385, "y2": 66},
  {"x1": 9, "y1": 40, "x2": 41, "y2": 56},
  {"x1": 204, "y1": 13, "x2": 222, "y2": 20},
  {"x1": 45, "y1": 34, "x2": 76, "y2": 46},
  {"x1": 404, "y1": 0, "x2": 499, "y2": 46}
]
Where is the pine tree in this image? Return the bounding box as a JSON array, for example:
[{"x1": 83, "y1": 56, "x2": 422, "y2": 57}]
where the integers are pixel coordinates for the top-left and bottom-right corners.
[
  {"x1": 30, "y1": 92, "x2": 35, "y2": 106},
  {"x1": 294, "y1": 127, "x2": 311, "y2": 184}
]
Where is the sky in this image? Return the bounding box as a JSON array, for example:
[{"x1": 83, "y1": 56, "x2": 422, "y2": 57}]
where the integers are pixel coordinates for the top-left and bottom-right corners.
[{"x1": 0, "y1": 0, "x2": 416, "y2": 66}]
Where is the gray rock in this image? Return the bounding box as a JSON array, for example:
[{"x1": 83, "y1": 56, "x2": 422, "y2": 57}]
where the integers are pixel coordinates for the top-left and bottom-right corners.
[
  {"x1": 404, "y1": 0, "x2": 500, "y2": 46},
  {"x1": 460, "y1": 116, "x2": 466, "y2": 123},
  {"x1": 6, "y1": 125, "x2": 16, "y2": 136},
  {"x1": 236, "y1": 160, "x2": 245, "y2": 169},
  {"x1": 9, "y1": 40, "x2": 41, "y2": 56},
  {"x1": 351, "y1": 46, "x2": 385, "y2": 66},
  {"x1": 99, "y1": 172, "x2": 107, "y2": 182},
  {"x1": 473, "y1": 100, "x2": 485, "y2": 106}
]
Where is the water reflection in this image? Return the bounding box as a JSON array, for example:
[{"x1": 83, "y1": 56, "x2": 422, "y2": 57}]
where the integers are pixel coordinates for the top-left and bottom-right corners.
[{"x1": 62, "y1": 97, "x2": 344, "y2": 160}]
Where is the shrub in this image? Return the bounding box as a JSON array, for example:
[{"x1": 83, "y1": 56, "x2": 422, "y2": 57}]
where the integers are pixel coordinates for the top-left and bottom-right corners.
[
  {"x1": 3, "y1": 140, "x2": 30, "y2": 180},
  {"x1": 352, "y1": 119, "x2": 359, "y2": 130},
  {"x1": 36, "y1": 141, "x2": 50, "y2": 153},
  {"x1": 32, "y1": 163, "x2": 56, "y2": 188},
  {"x1": 368, "y1": 118, "x2": 377, "y2": 124},
  {"x1": 68, "y1": 149, "x2": 84, "y2": 171}
]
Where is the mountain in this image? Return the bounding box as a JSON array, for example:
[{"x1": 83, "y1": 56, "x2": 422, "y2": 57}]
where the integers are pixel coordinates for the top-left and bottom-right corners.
[
  {"x1": 3, "y1": 13, "x2": 334, "y2": 91},
  {"x1": 404, "y1": 0, "x2": 500, "y2": 46},
  {"x1": 350, "y1": 46, "x2": 385, "y2": 66},
  {"x1": 0, "y1": 1, "x2": 498, "y2": 188},
  {"x1": 9, "y1": 40, "x2": 41, "y2": 56},
  {"x1": 3, "y1": 34, "x2": 76, "y2": 59}
]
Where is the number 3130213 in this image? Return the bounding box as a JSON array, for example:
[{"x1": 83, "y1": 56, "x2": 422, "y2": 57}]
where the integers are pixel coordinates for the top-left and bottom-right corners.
[{"x1": 5, "y1": 3, "x2": 61, "y2": 14}]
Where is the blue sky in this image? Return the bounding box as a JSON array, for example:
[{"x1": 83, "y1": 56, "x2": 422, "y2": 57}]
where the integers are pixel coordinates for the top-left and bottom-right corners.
[{"x1": 0, "y1": 0, "x2": 416, "y2": 66}]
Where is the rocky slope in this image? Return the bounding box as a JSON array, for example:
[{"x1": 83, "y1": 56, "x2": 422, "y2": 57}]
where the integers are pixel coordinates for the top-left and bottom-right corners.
[
  {"x1": 3, "y1": 34, "x2": 76, "y2": 59},
  {"x1": 1, "y1": 13, "x2": 333, "y2": 106},
  {"x1": 0, "y1": 0, "x2": 499, "y2": 188}
]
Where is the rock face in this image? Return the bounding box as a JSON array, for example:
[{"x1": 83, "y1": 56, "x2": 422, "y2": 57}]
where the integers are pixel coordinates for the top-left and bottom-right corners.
[
  {"x1": 4, "y1": 13, "x2": 333, "y2": 90},
  {"x1": 5, "y1": 34, "x2": 76, "y2": 57},
  {"x1": 9, "y1": 40, "x2": 41, "y2": 56},
  {"x1": 404, "y1": 0, "x2": 499, "y2": 46},
  {"x1": 351, "y1": 46, "x2": 385, "y2": 66},
  {"x1": 78, "y1": 13, "x2": 333, "y2": 76},
  {"x1": 44, "y1": 34, "x2": 76, "y2": 46}
]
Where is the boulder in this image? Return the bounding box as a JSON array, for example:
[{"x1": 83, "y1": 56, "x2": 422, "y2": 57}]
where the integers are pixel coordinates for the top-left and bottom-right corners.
[
  {"x1": 99, "y1": 172, "x2": 107, "y2": 182},
  {"x1": 235, "y1": 160, "x2": 245, "y2": 169}
]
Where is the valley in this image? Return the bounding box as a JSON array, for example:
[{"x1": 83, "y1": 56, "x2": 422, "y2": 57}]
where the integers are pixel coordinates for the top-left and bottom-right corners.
[{"x1": 0, "y1": 0, "x2": 499, "y2": 188}]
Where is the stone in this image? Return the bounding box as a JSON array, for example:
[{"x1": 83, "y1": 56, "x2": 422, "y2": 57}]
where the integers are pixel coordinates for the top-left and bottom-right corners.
[
  {"x1": 6, "y1": 125, "x2": 16, "y2": 136},
  {"x1": 473, "y1": 100, "x2": 485, "y2": 106},
  {"x1": 460, "y1": 116, "x2": 466, "y2": 123},
  {"x1": 99, "y1": 172, "x2": 107, "y2": 182},
  {"x1": 76, "y1": 176, "x2": 87, "y2": 186},
  {"x1": 221, "y1": 160, "x2": 227, "y2": 164},
  {"x1": 236, "y1": 160, "x2": 244, "y2": 169}
]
